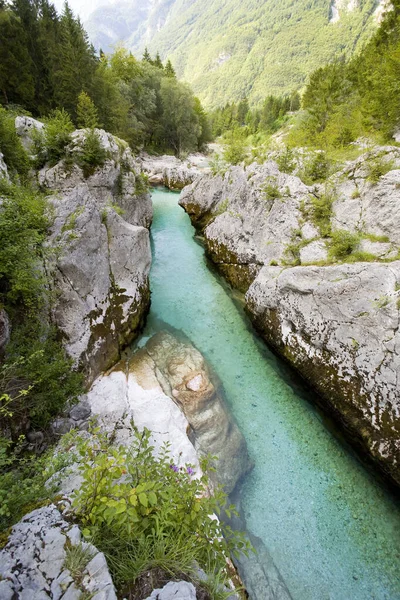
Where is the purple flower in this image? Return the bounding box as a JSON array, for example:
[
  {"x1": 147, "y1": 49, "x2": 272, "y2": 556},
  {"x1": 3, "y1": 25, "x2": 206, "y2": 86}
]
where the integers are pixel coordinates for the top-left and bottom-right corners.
[
  {"x1": 187, "y1": 467, "x2": 194, "y2": 476},
  {"x1": 170, "y1": 464, "x2": 179, "y2": 473}
]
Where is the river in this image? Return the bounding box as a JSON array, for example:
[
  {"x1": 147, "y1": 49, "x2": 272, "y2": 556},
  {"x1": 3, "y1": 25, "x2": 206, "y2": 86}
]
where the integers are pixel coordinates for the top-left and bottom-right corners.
[{"x1": 138, "y1": 188, "x2": 400, "y2": 600}]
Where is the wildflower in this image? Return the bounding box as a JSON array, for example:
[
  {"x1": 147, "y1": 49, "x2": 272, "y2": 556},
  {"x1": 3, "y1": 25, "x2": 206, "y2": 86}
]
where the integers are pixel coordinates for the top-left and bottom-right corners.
[
  {"x1": 170, "y1": 464, "x2": 179, "y2": 473},
  {"x1": 187, "y1": 467, "x2": 194, "y2": 476}
]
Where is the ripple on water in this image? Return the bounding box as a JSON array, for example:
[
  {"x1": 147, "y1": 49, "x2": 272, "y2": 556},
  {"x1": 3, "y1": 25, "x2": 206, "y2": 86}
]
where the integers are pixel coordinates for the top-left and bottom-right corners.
[{"x1": 138, "y1": 189, "x2": 400, "y2": 600}]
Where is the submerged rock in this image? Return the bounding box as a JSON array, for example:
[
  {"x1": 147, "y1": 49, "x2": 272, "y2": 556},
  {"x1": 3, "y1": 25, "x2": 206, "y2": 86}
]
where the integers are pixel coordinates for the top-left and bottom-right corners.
[
  {"x1": 83, "y1": 331, "x2": 251, "y2": 494},
  {"x1": 40, "y1": 129, "x2": 152, "y2": 384},
  {"x1": 180, "y1": 148, "x2": 400, "y2": 486},
  {"x1": 0, "y1": 505, "x2": 117, "y2": 600}
]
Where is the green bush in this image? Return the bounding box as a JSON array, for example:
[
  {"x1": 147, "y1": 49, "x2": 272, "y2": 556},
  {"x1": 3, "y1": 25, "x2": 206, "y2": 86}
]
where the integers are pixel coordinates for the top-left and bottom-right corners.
[
  {"x1": 72, "y1": 428, "x2": 250, "y2": 593},
  {"x1": 310, "y1": 191, "x2": 335, "y2": 237},
  {"x1": 44, "y1": 109, "x2": 75, "y2": 166},
  {"x1": 365, "y1": 155, "x2": 394, "y2": 185},
  {"x1": 328, "y1": 230, "x2": 360, "y2": 261},
  {"x1": 262, "y1": 177, "x2": 282, "y2": 201},
  {"x1": 76, "y1": 129, "x2": 108, "y2": 178},
  {"x1": 301, "y1": 151, "x2": 331, "y2": 184},
  {"x1": 0, "y1": 107, "x2": 30, "y2": 178},
  {"x1": 0, "y1": 184, "x2": 48, "y2": 309},
  {"x1": 276, "y1": 146, "x2": 296, "y2": 174},
  {"x1": 223, "y1": 131, "x2": 247, "y2": 166}
]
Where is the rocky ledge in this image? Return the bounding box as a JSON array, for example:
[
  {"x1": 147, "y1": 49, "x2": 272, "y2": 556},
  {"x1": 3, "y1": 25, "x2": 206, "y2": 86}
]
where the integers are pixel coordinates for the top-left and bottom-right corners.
[
  {"x1": 35, "y1": 128, "x2": 153, "y2": 385},
  {"x1": 180, "y1": 148, "x2": 400, "y2": 486},
  {"x1": 140, "y1": 153, "x2": 210, "y2": 190}
]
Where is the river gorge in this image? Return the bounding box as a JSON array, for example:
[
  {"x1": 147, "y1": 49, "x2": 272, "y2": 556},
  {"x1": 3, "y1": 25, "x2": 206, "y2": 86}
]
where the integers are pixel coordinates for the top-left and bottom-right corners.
[{"x1": 141, "y1": 187, "x2": 400, "y2": 600}]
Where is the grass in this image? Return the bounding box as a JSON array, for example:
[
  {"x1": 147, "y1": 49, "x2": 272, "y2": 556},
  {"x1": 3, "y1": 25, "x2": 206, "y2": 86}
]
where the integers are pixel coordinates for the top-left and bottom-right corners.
[
  {"x1": 365, "y1": 156, "x2": 395, "y2": 184},
  {"x1": 262, "y1": 177, "x2": 282, "y2": 201},
  {"x1": 64, "y1": 543, "x2": 96, "y2": 585}
]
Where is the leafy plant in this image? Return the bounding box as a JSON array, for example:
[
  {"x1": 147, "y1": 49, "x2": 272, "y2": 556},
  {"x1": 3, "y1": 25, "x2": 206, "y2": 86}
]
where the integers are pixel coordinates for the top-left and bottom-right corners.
[{"x1": 71, "y1": 428, "x2": 250, "y2": 592}]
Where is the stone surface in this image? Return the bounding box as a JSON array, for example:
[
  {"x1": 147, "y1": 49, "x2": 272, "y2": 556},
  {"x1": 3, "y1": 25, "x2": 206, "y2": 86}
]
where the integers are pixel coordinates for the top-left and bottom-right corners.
[
  {"x1": 300, "y1": 240, "x2": 328, "y2": 264},
  {"x1": 82, "y1": 331, "x2": 251, "y2": 494},
  {"x1": 0, "y1": 505, "x2": 117, "y2": 600},
  {"x1": 180, "y1": 146, "x2": 400, "y2": 485},
  {"x1": 246, "y1": 262, "x2": 400, "y2": 484},
  {"x1": 145, "y1": 581, "x2": 197, "y2": 599},
  {"x1": 39, "y1": 129, "x2": 152, "y2": 384},
  {"x1": 140, "y1": 153, "x2": 210, "y2": 190},
  {"x1": 0, "y1": 307, "x2": 11, "y2": 358},
  {"x1": 15, "y1": 116, "x2": 44, "y2": 152}
]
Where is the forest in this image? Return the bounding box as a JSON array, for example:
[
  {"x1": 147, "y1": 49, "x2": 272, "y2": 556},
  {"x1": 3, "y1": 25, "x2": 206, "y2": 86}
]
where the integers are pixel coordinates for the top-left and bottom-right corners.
[{"x1": 0, "y1": 0, "x2": 211, "y2": 155}]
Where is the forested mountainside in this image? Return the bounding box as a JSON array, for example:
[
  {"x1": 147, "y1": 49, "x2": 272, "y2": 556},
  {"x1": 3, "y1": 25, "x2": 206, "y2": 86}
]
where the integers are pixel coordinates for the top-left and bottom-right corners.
[
  {"x1": 0, "y1": 1, "x2": 210, "y2": 155},
  {"x1": 85, "y1": 0, "x2": 388, "y2": 108}
]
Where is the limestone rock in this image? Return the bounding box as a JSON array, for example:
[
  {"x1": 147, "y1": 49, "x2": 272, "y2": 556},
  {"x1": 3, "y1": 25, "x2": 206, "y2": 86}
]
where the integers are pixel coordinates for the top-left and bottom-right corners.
[
  {"x1": 0, "y1": 308, "x2": 11, "y2": 358},
  {"x1": 246, "y1": 262, "x2": 400, "y2": 484},
  {"x1": 144, "y1": 332, "x2": 252, "y2": 493},
  {"x1": 0, "y1": 505, "x2": 117, "y2": 600},
  {"x1": 140, "y1": 153, "x2": 209, "y2": 190},
  {"x1": 180, "y1": 162, "x2": 311, "y2": 290},
  {"x1": 40, "y1": 129, "x2": 152, "y2": 384},
  {"x1": 180, "y1": 146, "x2": 400, "y2": 485},
  {"x1": 300, "y1": 240, "x2": 328, "y2": 264},
  {"x1": 15, "y1": 116, "x2": 44, "y2": 152},
  {"x1": 145, "y1": 581, "x2": 197, "y2": 600},
  {"x1": 83, "y1": 331, "x2": 251, "y2": 494}
]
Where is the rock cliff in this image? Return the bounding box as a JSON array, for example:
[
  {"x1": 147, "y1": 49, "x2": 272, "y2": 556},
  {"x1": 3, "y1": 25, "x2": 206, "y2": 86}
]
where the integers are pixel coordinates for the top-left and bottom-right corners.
[
  {"x1": 180, "y1": 148, "x2": 400, "y2": 485},
  {"x1": 37, "y1": 128, "x2": 153, "y2": 384}
]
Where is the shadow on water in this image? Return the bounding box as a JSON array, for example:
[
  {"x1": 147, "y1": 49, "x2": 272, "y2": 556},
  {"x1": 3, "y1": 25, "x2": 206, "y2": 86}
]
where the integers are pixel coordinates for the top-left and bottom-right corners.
[{"x1": 137, "y1": 187, "x2": 400, "y2": 600}]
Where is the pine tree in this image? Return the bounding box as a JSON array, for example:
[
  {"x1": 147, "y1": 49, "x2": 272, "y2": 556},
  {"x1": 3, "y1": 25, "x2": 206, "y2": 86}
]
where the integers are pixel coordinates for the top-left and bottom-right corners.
[
  {"x1": 164, "y1": 59, "x2": 176, "y2": 78},
  {"x1": 76, "y1": 91, "x2": 99, "y2": 128},
  {"x1": 154, "y1": 52, "x2": 164, "y2": 70},
  {"x1": 142, "y1": 47, "x2": 152, "y2": 63}
]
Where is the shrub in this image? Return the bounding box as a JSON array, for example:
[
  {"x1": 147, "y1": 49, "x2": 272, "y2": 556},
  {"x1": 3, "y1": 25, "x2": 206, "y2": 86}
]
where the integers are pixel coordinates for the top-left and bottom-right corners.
[
  {"x1": 76, "y1": 129, "x2": 108, "y2": 178},
  {"x1": 223, "y1": 131, "x2": 247, "y2": 165},
  {"x1": 301, "y1": 151, "x2": 331, "y2": 184},
  {"x1": 328, "y1": 230, "x2": 360, "y2": 260},
  {"x1": 76, "y1": 92, "x2": 99, "y2": 129},
  {"x1": 0, "y1": 107, "x2": 30, "y2": 178},
  {"x1": 262, "y1": 177, "x2": 282, "y2": 201},
  {"x1": 309, "y1": 190, "x2": 335, "y2": 238},
  {"x1": 276, "y1": 146, "x2": 296, "y2": 174},
  {"x1": 72, "y1": 428, "x2": 250, "y2": 593},
  {"x1": 365, "y1": 155, "x2": 394, "y2": 184},
  {"x1": 0, "y1": 184, "x2": 48, "y2": 309},
  {"x1": 44, "y1": 109, "x2": 75, "y2": 166}
]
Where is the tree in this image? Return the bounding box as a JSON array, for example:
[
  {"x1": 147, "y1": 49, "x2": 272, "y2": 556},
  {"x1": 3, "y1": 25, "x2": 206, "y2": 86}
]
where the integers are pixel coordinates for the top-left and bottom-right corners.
[
  {"x1": 142, "y1": 47, "x2": 152, "y2": 63},
  {"x1": 76, "y1": 91, "x2": 99, "y2": 128},
  {"x1": 164, "y1": 59, "x2": 176, "y2": 78},
  {"x1": 154, "y1": 52, "x2": 164, "y2": 70},
  {"x1": 159, "y1": 78, "x2": 201, "y2": 155}
]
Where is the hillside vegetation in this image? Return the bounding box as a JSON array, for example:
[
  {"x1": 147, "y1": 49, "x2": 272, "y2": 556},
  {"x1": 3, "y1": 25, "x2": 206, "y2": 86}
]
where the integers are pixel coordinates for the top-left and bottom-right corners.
[
  {"x1": 0, "y1": 0, "x2": 210, "y2": 155},
  {"x1": 85, "y1": 0, "x2": 385, "y2": 108}
]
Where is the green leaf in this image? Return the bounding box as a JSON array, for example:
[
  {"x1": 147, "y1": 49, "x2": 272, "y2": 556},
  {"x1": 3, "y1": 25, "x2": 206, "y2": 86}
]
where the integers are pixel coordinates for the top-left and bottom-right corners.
[{"x1": 139, "y1": 492, "x2": 148, "y2": 508}]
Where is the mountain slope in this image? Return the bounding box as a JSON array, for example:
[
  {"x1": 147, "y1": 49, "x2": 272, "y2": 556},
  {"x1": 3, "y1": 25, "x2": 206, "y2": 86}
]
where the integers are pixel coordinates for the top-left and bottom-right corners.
[{"x1": 85, "y1": 0, "x2": 386, "y2": 108}]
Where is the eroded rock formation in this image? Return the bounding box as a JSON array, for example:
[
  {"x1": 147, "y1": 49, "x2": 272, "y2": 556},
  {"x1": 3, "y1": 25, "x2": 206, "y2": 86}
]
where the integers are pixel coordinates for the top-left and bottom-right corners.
[
  {"x1": 84, "y1": 331, "x2": 251, "y2": 494},
  {"x1": 39, "y1": 129, "x2": 152, "y2": 384},
  {"x1": 180, "y1": 148, "x2": 400, "y2": 485},
  {"x1": 140, "y1": 153, "x2": 210, "y2": 190}
]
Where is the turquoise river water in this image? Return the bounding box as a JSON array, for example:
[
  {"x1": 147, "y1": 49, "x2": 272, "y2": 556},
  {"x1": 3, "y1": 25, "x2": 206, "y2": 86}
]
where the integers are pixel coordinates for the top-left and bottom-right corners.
[{"x1": 139, "y1": 188, "x2": 400, "y2": 600}]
